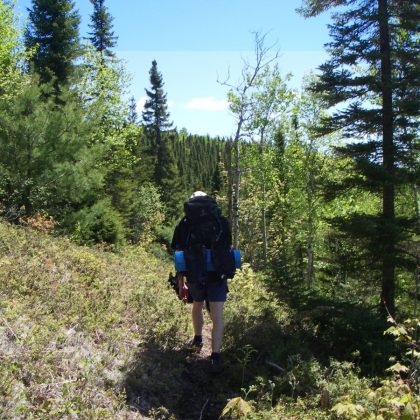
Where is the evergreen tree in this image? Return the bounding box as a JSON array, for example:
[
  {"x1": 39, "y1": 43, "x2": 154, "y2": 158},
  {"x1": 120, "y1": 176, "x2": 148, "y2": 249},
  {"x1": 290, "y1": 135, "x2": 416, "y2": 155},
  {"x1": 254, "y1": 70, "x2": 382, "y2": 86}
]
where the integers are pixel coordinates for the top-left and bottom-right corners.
[
  {"x1": 25, "y1": 0, "x2": 80, "y2": 88},
  {"x1": 299, "y1": 0, "x2": 418, "y2": 316},
  {"x1": 0, "y1": 81, "x2": 104, "y2": 223},
  {"x1": 142, "y1": 60, "x2": 173, "y2": 143},
  {"x1": 155, "y1": 133, "x2": 183, "y2": 219},
  {"x1": 142, "y1": 60, "x2": 173, "y2": 184},
  {"x1": 88, "y1": 0, "x2": 117, "y2": 64},
  {"x1": 127, "y1": 95, "x2": 138, "y2": 125}
]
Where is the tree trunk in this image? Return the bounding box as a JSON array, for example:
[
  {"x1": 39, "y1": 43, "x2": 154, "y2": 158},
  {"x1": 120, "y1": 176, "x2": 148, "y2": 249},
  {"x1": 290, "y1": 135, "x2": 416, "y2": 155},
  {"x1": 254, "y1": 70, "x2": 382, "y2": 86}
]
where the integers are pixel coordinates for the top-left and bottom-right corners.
[
  {"x1": 226, "y1": 140, "x2": 233, "y2": 226},
  {"x1": 233, "y1": 134, "x2": 240, "y2": 249},
  {"x1": 306, "y1": 222, "x2": 314, "y2": 288},
  {"x1": 260, "y1": 132, "x2": 268, "y2": 265},
  {"x1": 262, "y1": 186, "x2": 268, "y2": 265},
  {"x1": 378, "y1": 0, "x2": 395, "y2": 316}
]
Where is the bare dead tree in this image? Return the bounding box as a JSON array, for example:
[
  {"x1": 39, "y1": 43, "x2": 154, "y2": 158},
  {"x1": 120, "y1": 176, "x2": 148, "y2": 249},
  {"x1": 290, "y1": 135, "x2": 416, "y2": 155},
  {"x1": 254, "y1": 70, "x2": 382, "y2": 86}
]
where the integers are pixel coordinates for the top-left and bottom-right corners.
[{"x1": 218, "y1": 32, "x2": 279, "y2": 248}]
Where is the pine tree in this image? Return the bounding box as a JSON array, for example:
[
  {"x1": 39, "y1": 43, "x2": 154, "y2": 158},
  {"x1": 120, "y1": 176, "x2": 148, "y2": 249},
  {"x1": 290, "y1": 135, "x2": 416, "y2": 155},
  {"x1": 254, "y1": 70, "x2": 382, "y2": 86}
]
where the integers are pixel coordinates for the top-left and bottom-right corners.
[
  {"x1": 299, "y1": 0, "x2": 418, "y2": 316},
  {"x1": 127, "y1": 95, "x2": 138, "y2": 125},
  {"x1": 0, "y1": 81, "x2": 104, "y2": 223},
  {"x1": 88, "y1": 0, "x2": 117, "y2": 64},
  {"x1": 142, "y1": 60, "x2": 173, "y2": 184},
  {"x1": 25, "y1": 0, "x2": 80, "y2": 88},
  {"x1": 155, "y1": 133, "x2": 183, "y2": 219}
]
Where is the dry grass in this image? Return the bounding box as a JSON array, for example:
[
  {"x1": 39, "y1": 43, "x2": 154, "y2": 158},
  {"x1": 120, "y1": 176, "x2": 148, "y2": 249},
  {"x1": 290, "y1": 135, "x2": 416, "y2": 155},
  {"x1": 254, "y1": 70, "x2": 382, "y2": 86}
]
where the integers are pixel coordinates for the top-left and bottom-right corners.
[{"x1": 0, "y1": 221, "x2": 190, "y2": 418}]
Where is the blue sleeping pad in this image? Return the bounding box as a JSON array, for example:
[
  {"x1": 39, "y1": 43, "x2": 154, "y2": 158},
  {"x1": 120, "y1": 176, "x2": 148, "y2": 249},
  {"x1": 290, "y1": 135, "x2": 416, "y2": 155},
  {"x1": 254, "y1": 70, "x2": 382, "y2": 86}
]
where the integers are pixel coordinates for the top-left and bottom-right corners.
[{"x1": 174, "y1": 249, "x2": 241, "y2": 272}]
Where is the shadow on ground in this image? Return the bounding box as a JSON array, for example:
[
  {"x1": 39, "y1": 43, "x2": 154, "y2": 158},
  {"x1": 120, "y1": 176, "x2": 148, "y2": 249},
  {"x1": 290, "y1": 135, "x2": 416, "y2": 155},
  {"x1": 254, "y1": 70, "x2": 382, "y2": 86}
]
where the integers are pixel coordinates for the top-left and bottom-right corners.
[
  {"x1": 124, "y1": 344, "x2": 240, "y2": 419},
  {"x1": 123, "y1": 285, "x2": 400, "y2": 418},
  {"x1": 264, "y1": 282, "x2": 400, "y2": 376}
]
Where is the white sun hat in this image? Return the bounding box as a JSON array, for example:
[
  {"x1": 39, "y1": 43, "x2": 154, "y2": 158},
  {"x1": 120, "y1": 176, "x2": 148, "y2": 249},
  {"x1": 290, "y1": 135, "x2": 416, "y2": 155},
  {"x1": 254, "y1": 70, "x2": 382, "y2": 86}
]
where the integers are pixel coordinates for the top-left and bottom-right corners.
[{"x1": 190, "y1": 191, "x2": 207, "y2": 198}]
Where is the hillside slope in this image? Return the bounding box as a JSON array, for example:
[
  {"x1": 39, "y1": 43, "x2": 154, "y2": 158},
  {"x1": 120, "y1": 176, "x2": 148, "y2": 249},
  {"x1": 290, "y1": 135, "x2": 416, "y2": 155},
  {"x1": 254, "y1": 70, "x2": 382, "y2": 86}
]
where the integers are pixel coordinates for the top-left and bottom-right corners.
[
  {"x1": 2, "y1": 221, "x2": 416, "y2": 419},
  {"x1": 0, "y1": 221, "x2": 190, "y2": 418},
  {"x1": 0, "y1": 221, "x2": 290, "y2": 419}
]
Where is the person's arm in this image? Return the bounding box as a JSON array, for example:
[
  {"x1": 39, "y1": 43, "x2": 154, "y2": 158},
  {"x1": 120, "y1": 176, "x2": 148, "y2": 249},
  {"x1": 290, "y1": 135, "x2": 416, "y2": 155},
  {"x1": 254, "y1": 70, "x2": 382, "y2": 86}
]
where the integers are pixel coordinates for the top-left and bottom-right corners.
[
  {"x1": 176, "y1": 272, "x2": 189, "y2": 301},
  {"x1": 172, "y1": 219, "x2": 189, "y2": 300},
  {"x1": 222, "y1": 217, "x2": 232, "y2": 248},
  {"x1": 171, "y1": 223, "x2": 180, "y2": 250},
  {"x1": 171, "y1": 218, "x2": 188, "y2": 251}
]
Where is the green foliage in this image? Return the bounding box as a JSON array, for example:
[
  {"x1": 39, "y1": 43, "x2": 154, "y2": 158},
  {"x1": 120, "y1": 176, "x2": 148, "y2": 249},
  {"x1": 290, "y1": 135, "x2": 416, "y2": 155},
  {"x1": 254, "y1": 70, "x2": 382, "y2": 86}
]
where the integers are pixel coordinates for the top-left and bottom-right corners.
[
  {"x1": 327, "y1": 318, "x2": 420, "y2": 419},
  {"x1": 71, "y1": 199, "x2": 125, "y2": 247},
  {"x1": 0, "y1": 0, "x2": 29, "y2": 100},
  {"x1": 142, "y1": 60, "x2": 173, "y2": 133},
  {"x1": 0, "y1": 81, "x2": 105, "y2": 223},
  {"x1": 88, "y1": 0, "x2": 117, "y2": 60},
  {"x1": 155, "y1": 134, "x2": 184, "y2": 220},
  {"x1": 172, "y1": 132, "x2": 227, "y2": 200},
  {"x1": 76, "y1": 45, "x2": 131, "y2": 135},
  {"x1": 224, "y1": 264, "x2": 291, "y2": 354},
  {"x1": 25, "y1": 0, "x2": 81, "y2": 88},
  {"x1": 298, "y1": 0, "x2": 419, "y2": 316},
  {"x1": 0, "y1": 219, "x2": 188, "y2": 417},
  {"x1": 221, "y1": 396, "x2": 253, "y2": 419},
  {"x1": 1, "y1": 219, "x2": 418, "y2": 419},
  {"x1": 127, "y1": 182, "x2": 165, "y2": 245}
]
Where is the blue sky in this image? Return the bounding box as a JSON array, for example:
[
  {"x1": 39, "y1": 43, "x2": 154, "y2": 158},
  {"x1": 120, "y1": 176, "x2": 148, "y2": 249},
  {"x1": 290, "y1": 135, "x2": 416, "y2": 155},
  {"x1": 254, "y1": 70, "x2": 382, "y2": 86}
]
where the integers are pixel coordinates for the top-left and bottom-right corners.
[{"x1": 15, "y1": 0, "x2": 332, "y2": 137}]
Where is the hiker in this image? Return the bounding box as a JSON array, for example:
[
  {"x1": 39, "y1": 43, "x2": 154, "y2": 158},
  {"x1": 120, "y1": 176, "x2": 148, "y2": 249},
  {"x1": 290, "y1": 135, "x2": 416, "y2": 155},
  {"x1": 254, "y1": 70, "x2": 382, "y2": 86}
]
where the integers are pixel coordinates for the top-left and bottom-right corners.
[{"x1": 171, "y1": 191, "x2": 233, "y2": 372}]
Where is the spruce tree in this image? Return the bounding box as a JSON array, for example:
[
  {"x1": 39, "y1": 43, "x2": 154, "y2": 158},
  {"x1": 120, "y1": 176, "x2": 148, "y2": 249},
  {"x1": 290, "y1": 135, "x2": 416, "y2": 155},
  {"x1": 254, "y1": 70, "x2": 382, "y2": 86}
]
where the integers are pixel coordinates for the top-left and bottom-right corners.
[
  {"x1": 88, "y1": 0, "x2": 117, "y2": 64},
  {"x1": 142, "y1": 60, "x2": 173, "y2": 137},
  {"x1": 142, "y1": 60, "x2": 174, "y2": 184},
  {"x1": 299, "y1": 0, "x2": 418, "y2": 316},
  {"x1": 127, "y1": 95, "x2": 138, "y2": 125},
  {"x1": 155, "y1": 133, "x2": 183, "y2": 219},
  {"x1": 25, "y1": 0, "x2": 80, "y2": 88}
]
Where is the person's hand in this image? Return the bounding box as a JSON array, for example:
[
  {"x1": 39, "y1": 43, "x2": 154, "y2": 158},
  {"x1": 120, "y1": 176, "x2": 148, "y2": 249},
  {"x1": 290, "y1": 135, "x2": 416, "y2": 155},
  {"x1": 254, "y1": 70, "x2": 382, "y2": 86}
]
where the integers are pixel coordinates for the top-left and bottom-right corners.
[
  {"x1": 177, "y1": 276, "x2": 183, "y2": 299},
  {"x1": 180, "y1": 282, "x2": 189, "y2": 302},
  {"x1": 177, "y1": 274, "x2": 187, "y2": 300}
]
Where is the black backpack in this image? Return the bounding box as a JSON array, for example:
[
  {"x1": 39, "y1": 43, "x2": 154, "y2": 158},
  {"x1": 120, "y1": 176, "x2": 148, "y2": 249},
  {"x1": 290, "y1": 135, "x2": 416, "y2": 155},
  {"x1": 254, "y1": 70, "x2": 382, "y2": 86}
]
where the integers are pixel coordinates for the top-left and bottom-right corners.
[{"x1": 183, "y1": 196, "x2": 235, "y2": 285}]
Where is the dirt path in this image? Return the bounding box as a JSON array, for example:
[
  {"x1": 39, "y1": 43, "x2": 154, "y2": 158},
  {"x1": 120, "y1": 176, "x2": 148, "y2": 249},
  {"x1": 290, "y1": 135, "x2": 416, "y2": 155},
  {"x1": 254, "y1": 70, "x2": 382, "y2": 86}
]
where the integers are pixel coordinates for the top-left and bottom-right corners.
[
  {"x1": 175, "y1": 312, "x2": 234, "y2": 420},
  {"x1": 125, "y1": 309, "x2": 238, "y2": 419}
]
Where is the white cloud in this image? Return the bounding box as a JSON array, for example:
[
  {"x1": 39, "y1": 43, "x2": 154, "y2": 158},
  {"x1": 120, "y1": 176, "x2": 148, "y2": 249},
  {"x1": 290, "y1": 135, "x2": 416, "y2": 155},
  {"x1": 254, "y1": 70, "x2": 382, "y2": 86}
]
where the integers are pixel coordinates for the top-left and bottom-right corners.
[
  {"x1": 185, "y1": 96, "x2": 229, "y2": 111},
  {"x1": 136, "y1": 96, "x2": 147, "y2": 112}
]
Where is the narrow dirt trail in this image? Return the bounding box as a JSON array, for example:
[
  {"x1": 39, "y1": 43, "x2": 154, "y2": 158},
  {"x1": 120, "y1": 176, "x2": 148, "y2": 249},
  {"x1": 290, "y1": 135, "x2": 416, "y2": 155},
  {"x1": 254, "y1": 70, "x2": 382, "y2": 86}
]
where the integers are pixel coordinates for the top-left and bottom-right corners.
[
  {"x1": 125, "y1": 308, "x2": 238, "y2": 419},
  {"x1": 175, "y1": 312, "x2": 234, "y2": 420}
]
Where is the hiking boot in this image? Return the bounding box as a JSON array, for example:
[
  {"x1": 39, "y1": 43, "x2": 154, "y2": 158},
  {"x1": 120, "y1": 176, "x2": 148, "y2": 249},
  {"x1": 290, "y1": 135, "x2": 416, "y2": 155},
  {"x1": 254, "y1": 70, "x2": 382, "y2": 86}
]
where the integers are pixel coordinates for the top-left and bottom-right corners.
[
  {"x1": 210, "y1": 352, "x2": 223, "y2": 374},
  {"x1": 189, "y1": 335, "x2": 203, "y2": 351}
]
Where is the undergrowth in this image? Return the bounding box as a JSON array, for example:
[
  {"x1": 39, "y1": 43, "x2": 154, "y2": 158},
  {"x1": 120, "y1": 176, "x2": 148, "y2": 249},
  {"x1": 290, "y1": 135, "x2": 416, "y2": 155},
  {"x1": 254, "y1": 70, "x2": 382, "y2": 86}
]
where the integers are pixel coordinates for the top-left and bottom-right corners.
[
  {"x1": 0, "y1": 220, "x2": 189, "y2": 418},
  {"x1": 0, "y1": 220, "x2": 418, "y2": 419}
]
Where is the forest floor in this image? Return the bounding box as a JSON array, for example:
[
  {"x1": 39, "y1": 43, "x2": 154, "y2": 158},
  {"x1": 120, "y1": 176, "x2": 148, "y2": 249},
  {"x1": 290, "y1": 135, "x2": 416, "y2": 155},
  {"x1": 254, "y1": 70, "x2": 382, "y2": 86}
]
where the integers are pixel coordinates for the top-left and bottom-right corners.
[{"x1": 1, "y1": 220, "x2": 417, "y2": 419}]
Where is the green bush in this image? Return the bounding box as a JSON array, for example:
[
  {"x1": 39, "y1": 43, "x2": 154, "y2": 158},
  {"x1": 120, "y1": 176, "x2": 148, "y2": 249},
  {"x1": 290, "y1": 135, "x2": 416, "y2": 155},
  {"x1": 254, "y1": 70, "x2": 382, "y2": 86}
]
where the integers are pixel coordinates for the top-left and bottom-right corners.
[
  {"x1": 128, "y1": 183, "x2": 165, "y2": 245},
  {"x1": 72, "y1": 199, "x2": 125, "y2": 247},
  {"x1": 224, "y1": 264, "x2": 291, "y2": 354}
]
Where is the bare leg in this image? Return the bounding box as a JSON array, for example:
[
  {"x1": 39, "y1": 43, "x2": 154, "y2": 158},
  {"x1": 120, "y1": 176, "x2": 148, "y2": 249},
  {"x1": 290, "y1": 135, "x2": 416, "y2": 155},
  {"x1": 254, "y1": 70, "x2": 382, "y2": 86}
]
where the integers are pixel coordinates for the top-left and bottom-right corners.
[
  {"x1": 192, "y1": 301, "x2": 205, "y2": 336},
  {"x1": 209, "y1": 301, "x2": 224, "y2": 353}
]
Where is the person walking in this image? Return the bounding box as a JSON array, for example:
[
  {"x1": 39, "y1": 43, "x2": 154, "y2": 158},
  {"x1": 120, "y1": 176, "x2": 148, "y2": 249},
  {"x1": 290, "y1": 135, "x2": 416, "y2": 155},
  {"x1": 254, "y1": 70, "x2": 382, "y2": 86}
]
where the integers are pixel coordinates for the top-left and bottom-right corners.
[{"x1": 171, "y1": 191, "x2": 234, "y2": 372}]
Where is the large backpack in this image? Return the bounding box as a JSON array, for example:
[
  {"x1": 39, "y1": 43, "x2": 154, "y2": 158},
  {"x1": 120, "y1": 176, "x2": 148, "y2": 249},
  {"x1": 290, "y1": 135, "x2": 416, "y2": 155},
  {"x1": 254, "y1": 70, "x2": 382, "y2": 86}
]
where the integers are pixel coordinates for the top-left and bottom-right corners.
[{"x1": 183, "y1": 196, "x2": 235, "y2": 285}]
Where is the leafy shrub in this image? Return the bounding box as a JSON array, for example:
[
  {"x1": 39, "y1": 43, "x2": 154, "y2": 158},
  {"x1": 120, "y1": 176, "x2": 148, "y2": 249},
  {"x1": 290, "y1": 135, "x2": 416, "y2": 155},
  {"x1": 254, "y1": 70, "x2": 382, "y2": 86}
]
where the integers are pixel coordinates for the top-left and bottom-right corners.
[
  {"x1": 224, "y1": 264, "x2": 291, "y2": 354},
  {"x1": 224, "y1": 318, "x2": 419, "y2": 420},
  {"x1": 128, "y1": 183, "x2": 165, "y2": 245},
  {"x1": 72, "y1": 199, "x2": 125, "y2": 247}
]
